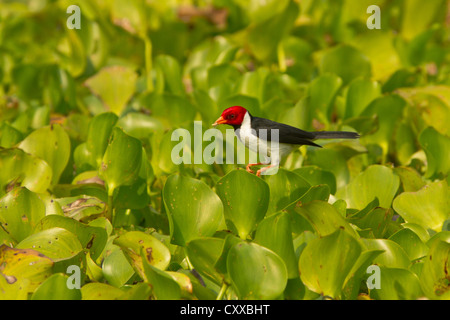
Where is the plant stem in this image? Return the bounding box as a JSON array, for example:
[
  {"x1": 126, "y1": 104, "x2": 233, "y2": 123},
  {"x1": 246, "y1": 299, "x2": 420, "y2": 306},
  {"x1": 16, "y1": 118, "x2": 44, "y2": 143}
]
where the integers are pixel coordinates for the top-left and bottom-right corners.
[
  {"x1": 107, "y1": 193, "x2": 114, "y2": 224},
  {"x1": 216, "y1": 282, "x2": 229, "y2": 300},
  {"x1": 144, "y1": 36, "x2": 153, "y2": 92}
]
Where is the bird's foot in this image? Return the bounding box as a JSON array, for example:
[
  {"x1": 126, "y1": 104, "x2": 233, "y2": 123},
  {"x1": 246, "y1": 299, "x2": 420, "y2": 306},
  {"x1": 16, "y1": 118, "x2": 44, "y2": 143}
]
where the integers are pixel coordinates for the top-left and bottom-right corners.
[{"x1": 246, "y1": 163, "x2": 262, "y2": 174}]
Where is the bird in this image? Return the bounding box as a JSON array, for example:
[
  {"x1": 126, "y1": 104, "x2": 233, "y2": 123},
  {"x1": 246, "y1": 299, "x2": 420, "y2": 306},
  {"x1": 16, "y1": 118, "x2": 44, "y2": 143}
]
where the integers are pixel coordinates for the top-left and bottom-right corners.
[{"x1": 213, "y1": 106, "x2": 359, "y2": 177}]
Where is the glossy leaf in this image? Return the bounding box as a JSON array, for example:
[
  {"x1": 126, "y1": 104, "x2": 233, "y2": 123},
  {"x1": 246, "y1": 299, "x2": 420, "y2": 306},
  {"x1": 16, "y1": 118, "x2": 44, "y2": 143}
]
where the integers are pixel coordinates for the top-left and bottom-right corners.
[
  {"x1": 299, "y1": 228, "x2": 362, "y2": 298},
  {"x1": 0, "y1": 148, "x2": 52, "y2": 197},
  {"x1": 31, "y1": 273, "x2": 82, "y2": 300},
  {"x1": 18, "y1": 124, "x2": 70, "y2": 186},
  {"x1": 163, "y1": 174, "x2": 223, "y2": 246},
  {"x1": 113, "y1": 231, "x2": 171, "y2": 280},
  {"x1": 265, "y1": 169, "x2": 310, "y2": 215},
  {"x1": 100, "y1": 127, "x2": 143, "y2": 195},
  {"x1": 393, "y1": 180, "x2": 450, "y2": 232},
  {"x1": 216, "y1": 170, "x2": 269, "y2": 239},
  {"x1": 254, "y1": 211, "x2": 298, "y2": 278},
  {"x1": 0, "y1": 187, "x2": 46, "y2": 243},
  {"x1": 84, "y1": 66, "x2": 137, "y2": 115},
  {"x1": 227, "y1": 242, "x2": 288, "y2": 299},
  {"x1": 337, "y1": 165, "x2": 399, "y2": 210}
]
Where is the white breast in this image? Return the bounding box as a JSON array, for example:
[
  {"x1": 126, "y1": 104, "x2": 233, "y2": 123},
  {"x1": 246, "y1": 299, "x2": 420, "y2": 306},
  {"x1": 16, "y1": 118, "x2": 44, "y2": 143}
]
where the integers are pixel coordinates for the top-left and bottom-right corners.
[{"x1": 235, "y1": 112, "x2": 294, "y2": 165}]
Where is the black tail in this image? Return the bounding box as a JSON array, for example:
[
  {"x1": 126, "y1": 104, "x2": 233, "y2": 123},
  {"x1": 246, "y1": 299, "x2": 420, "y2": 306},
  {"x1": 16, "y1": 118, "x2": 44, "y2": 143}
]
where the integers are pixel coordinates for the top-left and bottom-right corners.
[{"x1": 312, "y1": 131, "x2": 360, "y2": 140}]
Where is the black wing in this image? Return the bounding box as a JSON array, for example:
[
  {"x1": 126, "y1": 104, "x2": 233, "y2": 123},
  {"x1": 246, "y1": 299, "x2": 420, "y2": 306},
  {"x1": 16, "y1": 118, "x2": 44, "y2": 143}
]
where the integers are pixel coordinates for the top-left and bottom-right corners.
[{"x1": 250, "y1": 117, "x2": 322, "y2": 148}]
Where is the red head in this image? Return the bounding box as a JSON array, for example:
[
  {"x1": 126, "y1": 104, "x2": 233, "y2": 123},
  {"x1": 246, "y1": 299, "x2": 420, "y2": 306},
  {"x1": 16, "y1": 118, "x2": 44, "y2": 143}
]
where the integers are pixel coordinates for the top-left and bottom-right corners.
[{"x1": 213, "y1": 106, "x2": 248, "y2": 127}]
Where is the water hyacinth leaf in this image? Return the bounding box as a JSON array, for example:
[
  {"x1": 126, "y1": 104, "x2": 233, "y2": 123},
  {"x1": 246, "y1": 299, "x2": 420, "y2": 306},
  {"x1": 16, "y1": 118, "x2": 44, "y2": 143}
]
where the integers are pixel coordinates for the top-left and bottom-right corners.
[
  {"x1": 293, "y1": 166, "x2": 336, "y2": 194},
  {"x1": 116, "y1": 112, "x2": 164, "y2": 141},
  {"x1": 34, "y1": 214, "x2": 108, "y2": 261},
  {"x1": 0, "y1": 245, "x2": 53, "y2": 297},
  {"x1": 18, "y1": 124, "x2": 70, "y2": 186},
  {"x1": 254, "y1": 211, "x2": 298, "y2": 278},
  {"x1": 141, "y1": 252, "x2": 181, "y2": 300},
  {"x1": 361, "y1": 239, "x2": 410, "y2": 268},
  {"x1": 308, "y1": 73, "x2": 342, "y2": 121},
  {"x1": 393, "y1": 180, "x2": 450, "y2": 232},
  {"x1": 299, "y1": 228, "x2": 362, "y2": 298},
  {"x1": 154, "y1": 55, "x2": 185, "y2": 96},
  {"x1": 0, "y1": 122, "x2": 23, "y2": 148},
  {"x1": 418, "y1": 127, "x2": 450, "y2": 179},
  {"x1": 163, "y1": 174, "x2": 223, "y2": 246},
  {"x1": 388, "y1": 228, "x2": 429, "y2": 261},
  {"x1": 304, "y1": 148, "x2": 350, "y2": 190},
  {"x1": 216, "y1": 170, "x2": 269, "y2": 239},
  {"x1": 185, "y1": 237, "x2": 225, "y2": 284},
  {"x1": 81, "y1": 282, "x2": 125, "y2": 300},
  {"x1": 86, "y1": 112, "x2": 119, "y2": 168},
  {"x1": 293, "y1": 200, "x2": 358, "y2": 238},
  {"x1": 265, "y1": 169, "x2": 310, "y2": 215},
  {"x1": 113, "y1": 231, "x2": 171, "y2": 281},
  {"x1": 393, "y1": 166, "x2": 426, "y2": 192},
  {"x1": 360, "y1": 95, "x2": 406, "y2": 158},
  {"x1": 84, "y1": 66, "x2": 137, "y2": 115},
  {"x1": 419, "y1": 239, "x2": 450, "y2": 299},
  {"x1": 369, "y1": 267, "x2": 423, "y2": 300},
  {"x1": 320, "y1": 45, "x2": 371, "y2": 85},
  {"x1": 227, "y1": 242, "x2": 288, "y2": 299},
  {"x1": 344, "y1": 78, "x2": 381, "y2": 119},
  {"x1": 0, "y1": 187, "x2": 46, "y2": 243},
  {"x1": 0, "y1": 148, "x2": 52, "y2": 197},
  {"x1": 337, "y1": 165, "x2": 399, "y2": 210},
  {"x1": 31, "y1": 273, "x2": 82, "y2": 300},
  {"x1": 102, "y1": 248, "x2": 135, "y2": 288},
  {"x1": 100, "y1": 127, "x2": 143, "y2": 195},
  {"x1": 16, "y1": 227, "x2": 83, "y2": 261},
  {"x1": 246, "y1": 0, "x2": 298, "y2": 62}
]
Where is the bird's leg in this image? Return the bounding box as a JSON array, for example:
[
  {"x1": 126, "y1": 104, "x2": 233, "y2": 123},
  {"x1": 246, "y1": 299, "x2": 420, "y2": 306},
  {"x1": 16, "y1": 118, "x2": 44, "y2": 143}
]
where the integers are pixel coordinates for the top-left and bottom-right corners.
[
  {"x1": 246, "y1": 162, "x2": 263, "y2": 174},
  {"x1": 256, "y1": 164, "x2": 277, "y2": 177}
]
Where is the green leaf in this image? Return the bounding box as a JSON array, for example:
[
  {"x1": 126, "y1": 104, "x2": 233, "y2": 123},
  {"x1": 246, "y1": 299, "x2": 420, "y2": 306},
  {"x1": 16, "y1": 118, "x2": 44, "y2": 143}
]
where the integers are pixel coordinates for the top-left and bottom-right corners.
[
  {"x1": 393, "y1": 180, "x2": 450, "y2": 232},
  {"x1": 299, "y1": 228, "x2": 362, "y2": 298},
  {"x1": 86, "y1": 112, "x2": 119, "y2": 168},
  {"x1": 419, "y1": 127, "x2": 450, "y2": 179},
  {"x1": 0, "y1": 187, "x2": 46, "y2": 243},
  {"x1": 141, "y1": 259, "x2": 181, "y2": 300},
  {"x1": 344, "y1": 79, "x2": 381, "y2": 119},
  {"x1": 293, "y1": 166, "x2": 336, "y2": 194},
  {"x1": 215, "y1": 170, "x2": 269, "y2": 239},
  {"x1": 420, "y1": 239, "x2": 450, "y2": 299},
  {"x1": 81, "y1": 283, "x2": 125, "y2": 300},
  {"x1": 102, "y1": 248, "x2": 135, "y2": 288},
  {"x1": 34, "y1": 214, "x2": 107, "y2": 261},
  {"x1": 337, "y1": 165, "x2": 399, "y2": 210},
  {"x1": 293, "y1": 200, "x2": 358, "y2": 238},
  {"x1": 308, "y1": 74, "x2": 342, "y2": 121},
  {"x1": 227, "y1": 242, "x2": 288, "y2": 299},
  {"x1": 113, "y1": 231, "x2": 171, "y2": 281},
  {"x1": 31, "y1": 273, "x2": 82, "y2": 300},
  {"x1": 388, "y1": 228, "x2": 429, "y2": 261},
  {"x1": 84, "y1": 66, "x2": 137, "y2": 115},
  {"x1": 0, "y1": 148, "x2": 52, "y2": 197},
  {"x1": 163, "y1": 174, "x2": 223, "y2": 246},
  {"x1": 99, "y1": 127, "x2": 143, "y2": 195},
  {"x1": 320, "y1": 45, "x2": 371, "y2": 85},
  {"x1": 254, "y1": 211, "x2": 298, "y2": 279},
  {"x1": 361, "y1": 239, "x2": 411, "y2": 268},
  {"x1": 370, "y1": 267, "x2": 423, "y2": 300},
  {"x1": 185, "y1": 237, "x2": 225, "y2": 284},
  {"x1": 16, "y1": 227, "x2": 83, "y2": 261},
  {"x1": 265, "y1": 169, "x2": 310, "y2": 215}
]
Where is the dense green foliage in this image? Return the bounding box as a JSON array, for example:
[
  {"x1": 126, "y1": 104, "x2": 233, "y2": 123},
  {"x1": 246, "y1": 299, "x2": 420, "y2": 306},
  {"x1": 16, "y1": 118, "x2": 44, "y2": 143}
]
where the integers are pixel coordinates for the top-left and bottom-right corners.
[{"x1": 0, "y1": 0, "x2": 449, "y2": 300}]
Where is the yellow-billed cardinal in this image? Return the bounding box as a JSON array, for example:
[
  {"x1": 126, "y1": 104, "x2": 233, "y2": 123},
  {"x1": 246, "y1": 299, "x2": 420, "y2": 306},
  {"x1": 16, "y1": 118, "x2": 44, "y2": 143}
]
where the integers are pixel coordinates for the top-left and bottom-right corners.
[{"x1": 213, "y1": 106, "x2": 359, "y2": 176}]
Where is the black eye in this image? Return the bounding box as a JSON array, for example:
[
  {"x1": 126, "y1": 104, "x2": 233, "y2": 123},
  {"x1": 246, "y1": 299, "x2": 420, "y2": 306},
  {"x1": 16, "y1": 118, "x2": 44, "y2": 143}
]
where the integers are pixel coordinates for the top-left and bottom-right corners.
[{"x1": 229, "y1": 114, "x2": 235, "y2": 119}]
